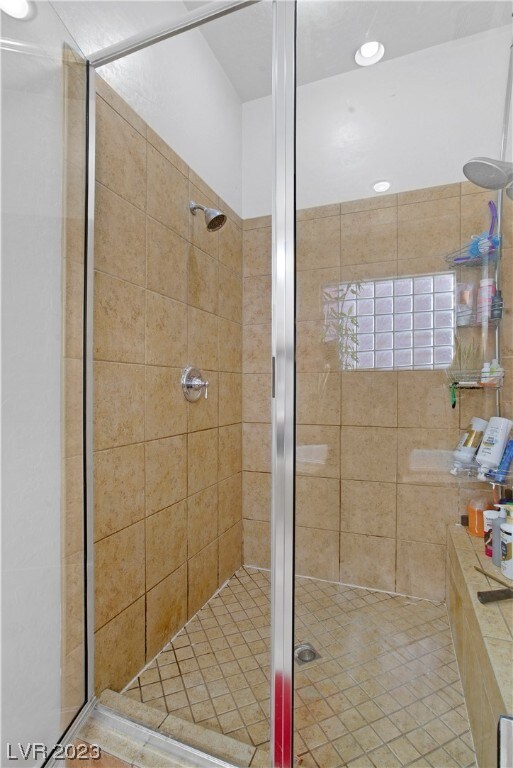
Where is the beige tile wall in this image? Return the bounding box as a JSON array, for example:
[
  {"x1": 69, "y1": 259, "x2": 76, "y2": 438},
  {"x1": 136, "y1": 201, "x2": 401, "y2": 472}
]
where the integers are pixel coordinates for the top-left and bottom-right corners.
[
  {"x1": 242, "y1": 183, "x2": 513, "y2": 603},
  {"x1": 92, "y1": 79, "x2": 513, "y2": 682},
  {"x1": 61, "y1": 48, "x2": 87, "y2": 725},
  {"x1": 93, "y1": 78, "x2": 242, "y2": 694}
]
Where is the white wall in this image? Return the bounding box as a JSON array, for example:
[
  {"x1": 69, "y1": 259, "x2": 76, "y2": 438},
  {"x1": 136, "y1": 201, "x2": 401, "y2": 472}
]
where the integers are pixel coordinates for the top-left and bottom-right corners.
[
  {"x1": 54, "y1": 1, "x2": 244, "y2": 215},
  {"x1": 1, "y1": 4, "x2": 81, "y2": 763},
  {"x1": 243, "y1": 25, "x2": 512, "y2": 218}
]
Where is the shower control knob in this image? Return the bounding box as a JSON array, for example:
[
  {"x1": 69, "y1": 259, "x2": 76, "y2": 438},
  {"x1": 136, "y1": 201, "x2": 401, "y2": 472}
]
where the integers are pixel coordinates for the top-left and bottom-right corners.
[{"x1": 182, "y1": 367, "x2": 209, "y2": 402}]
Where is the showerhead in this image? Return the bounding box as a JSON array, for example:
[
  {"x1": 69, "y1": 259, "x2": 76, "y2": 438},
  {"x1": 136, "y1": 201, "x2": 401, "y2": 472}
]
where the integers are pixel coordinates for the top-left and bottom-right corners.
[
  {"x1": 462, "y1": 157, "x2": 513, "y2": 190},
  {"x1": 189, "y1": 201, "x2": 227, "y2": 231}
]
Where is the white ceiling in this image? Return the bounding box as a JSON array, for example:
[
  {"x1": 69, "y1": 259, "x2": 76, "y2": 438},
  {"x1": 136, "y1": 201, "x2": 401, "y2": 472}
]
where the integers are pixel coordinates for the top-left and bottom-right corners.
[
  {"x1": 53, "y1": 0, "x2": 512, "y2": 103},
  {"x1": 183, "y1": 0, "x2": 512, "y2": 101}
]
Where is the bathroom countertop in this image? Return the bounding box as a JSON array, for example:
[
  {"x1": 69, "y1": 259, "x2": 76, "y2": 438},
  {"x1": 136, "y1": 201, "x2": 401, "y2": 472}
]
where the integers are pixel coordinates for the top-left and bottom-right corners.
[{"x1": 449, "y1": 526, "x2": 513, "y2": 713}]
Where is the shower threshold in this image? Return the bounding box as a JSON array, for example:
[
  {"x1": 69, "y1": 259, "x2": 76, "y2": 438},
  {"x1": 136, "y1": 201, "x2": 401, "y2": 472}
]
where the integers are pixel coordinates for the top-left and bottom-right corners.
[{"x1": 116, "y1": 566, "x2": 476, "y2": 768}]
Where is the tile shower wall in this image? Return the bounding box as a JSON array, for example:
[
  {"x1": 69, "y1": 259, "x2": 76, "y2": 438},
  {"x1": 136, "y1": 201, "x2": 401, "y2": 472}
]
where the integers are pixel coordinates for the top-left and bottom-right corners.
[
  {"x1": 93, "y1": 78, "x2": 242, "y2": 694},
  {"x1": 62, "y1": 48, "x2": 87, "y2": 723},
  {"x1": 242, "y1": 183, "x2": 513, "y2": 603}
]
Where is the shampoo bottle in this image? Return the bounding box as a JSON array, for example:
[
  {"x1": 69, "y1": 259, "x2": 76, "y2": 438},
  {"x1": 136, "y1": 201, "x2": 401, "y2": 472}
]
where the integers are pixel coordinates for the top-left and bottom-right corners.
[
  {"x1": 450, "y1": 417, "x2": 488, "y2": 474},
  {"x1": 493, "y1": 505, "x2": 509, "y2": 567},
  {"x1": 501, "y1": 511, "x2": 513, "y2": 581},
  {"x1": 487, "y1": 438, "x2": 513, "y2": 483},
  {"x1": 484, "y1": 510, "x2": 498, "y2": 557},
  {"x1": 476, "y1": 417, "x2": 513, "y2": 480}
]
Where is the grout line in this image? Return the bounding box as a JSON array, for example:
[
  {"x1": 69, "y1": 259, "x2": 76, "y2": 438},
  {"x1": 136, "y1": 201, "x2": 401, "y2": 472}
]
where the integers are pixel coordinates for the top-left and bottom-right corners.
[
  {"x1": 143, "y1": 161, "x2": 148, "y2": 665},
  {"x1": 95, "y1": 89, "x2": 147, "y2": 141}
]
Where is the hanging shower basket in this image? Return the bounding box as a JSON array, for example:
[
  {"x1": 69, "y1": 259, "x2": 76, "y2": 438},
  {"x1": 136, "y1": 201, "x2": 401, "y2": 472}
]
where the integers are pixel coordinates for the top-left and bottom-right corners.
[{"x1": 445, "y1": 201, "x2": 500, "y2": 268}]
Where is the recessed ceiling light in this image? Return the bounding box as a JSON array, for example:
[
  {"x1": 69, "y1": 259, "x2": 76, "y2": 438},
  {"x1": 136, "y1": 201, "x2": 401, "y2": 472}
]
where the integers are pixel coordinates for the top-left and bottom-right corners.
[
  {"x1": 355, "y1": 41, "x2": 385, "y2": 67},
  {"x1": 373, "y1": 181, "x2": 391, "y2": 193},
  {"x1": 0, "y1": 0, "x2": 30, "y2": 18}
]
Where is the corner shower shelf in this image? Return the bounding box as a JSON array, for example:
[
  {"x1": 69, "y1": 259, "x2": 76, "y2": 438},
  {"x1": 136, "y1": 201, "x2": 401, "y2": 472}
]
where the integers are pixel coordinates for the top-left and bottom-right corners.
[
  {"x1": 447, "y1": 369, "x2": 504, "y2": 390},
  {"x1": 456, "y1": 309, "x2": 502, "y2": 328},
  {"x1": 450, "y1": 463, "x2": 513, "y2": 487},
  {"x1": 445, "y1": 248, "x2": 499, "y2": 270}
]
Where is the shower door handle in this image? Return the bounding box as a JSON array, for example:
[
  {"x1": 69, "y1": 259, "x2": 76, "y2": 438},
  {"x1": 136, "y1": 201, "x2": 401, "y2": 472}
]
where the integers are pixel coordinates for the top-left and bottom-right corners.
[{"x1": 182, "y1": 367, "x2": 209, "y2": 401}]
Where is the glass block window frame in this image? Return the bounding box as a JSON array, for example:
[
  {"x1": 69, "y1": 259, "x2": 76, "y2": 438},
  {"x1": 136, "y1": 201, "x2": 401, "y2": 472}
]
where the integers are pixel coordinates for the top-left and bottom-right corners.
[{"x1": 323, "y1": 272, "x2": 455, "y2": 370}]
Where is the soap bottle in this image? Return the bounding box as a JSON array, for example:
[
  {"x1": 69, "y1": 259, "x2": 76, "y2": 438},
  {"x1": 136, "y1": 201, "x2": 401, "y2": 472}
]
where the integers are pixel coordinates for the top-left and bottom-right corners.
[
  {"x1": 501, "y1": 510, "x2": 513, "y2": 581},
  {"x1": 476, "y1": 417, "x2": 513, "y2": 480},
  {"x1": 487, "y1": 438, "x2": 513, "y2": 483},
  {"x1": 484, "y1": 509, "x2": 499, "y2": 557},
  {"x1": 450, "y1": 417, "x2": 488, "y2": 474},
  {"x1": 467, "y1": 497, "x2": 487, "y2": 538},
  {"x1": 481, "y1": 362, "x2": 491, "y2": 384},
  {"x1": 493, "y1": 504, "x2": 509, "y2": 567},
  {"x1": 489, "y1": 358, "x2": 504, "y2": 386}
]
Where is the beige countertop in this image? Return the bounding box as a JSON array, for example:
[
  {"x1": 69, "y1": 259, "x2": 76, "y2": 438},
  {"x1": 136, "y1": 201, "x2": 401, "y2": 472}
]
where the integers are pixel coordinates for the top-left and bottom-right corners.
[{"x1": 449, "y1": 526, "x2": 513, "y2": 713}]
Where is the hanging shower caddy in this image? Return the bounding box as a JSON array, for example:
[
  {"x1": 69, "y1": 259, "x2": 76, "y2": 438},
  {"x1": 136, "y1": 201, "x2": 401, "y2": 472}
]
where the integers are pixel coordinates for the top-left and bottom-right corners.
[
  {"x1": 445, "y1": 200, "x2": 504, "y2": 394},
  {"x1": 445, "y1": 198, "x2": 511, "y2": 489}
]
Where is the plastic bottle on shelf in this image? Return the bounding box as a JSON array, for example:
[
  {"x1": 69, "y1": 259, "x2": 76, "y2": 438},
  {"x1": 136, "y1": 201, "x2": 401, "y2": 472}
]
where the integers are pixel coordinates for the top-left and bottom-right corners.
[
  {"x1": 476, "y1": 278, "x2": 496, "y2": 323},
  {"x1": 487, "y1": 438, "x2": 513, "y2": 483},
  {"x1": 491, "y1": 290, "x2": 503, "y2": 320},
  {"x1": 456, "y1": 283, "x2": 475, "y2": 326},
  {"x1": 493, "y1": 505, "x2": 509, "y2": 567},
  {"x1": 481, "y1": 362, "x2": 491, "y2": 384},
  {"x1": 466, "y1": 497, "x2": 487, "y2": 538},
  {"x1": 501, "y1": 510, "x2": 513, "y2": 581},
  {"x1": 489, "y1": 358, "x2": 504, "y2": 386},
  {"x1": 450, "y1": 417, "x2": 488, "y2": 475},
  {"x1": 484, "y1": 509, "x2": 499, "y2": 557},
  {"x1": 476, "y1": 417, "x2": 513, "y2": 480}
]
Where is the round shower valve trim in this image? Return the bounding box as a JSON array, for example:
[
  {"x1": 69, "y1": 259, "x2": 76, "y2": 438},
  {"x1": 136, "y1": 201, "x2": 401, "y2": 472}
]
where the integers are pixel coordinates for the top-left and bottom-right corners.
[{"x1": 182, "y1": 366, "x2": 209, "y2": 401}]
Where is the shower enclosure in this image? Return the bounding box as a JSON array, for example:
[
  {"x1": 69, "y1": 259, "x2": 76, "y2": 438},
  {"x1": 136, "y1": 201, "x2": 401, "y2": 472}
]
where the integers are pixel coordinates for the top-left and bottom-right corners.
[
  {"x1": 80, "y1": 3, "x2": 511, "y2": 764},
  {"x1": 3, "y1": 1, "x2": 512, "y2": 766}
]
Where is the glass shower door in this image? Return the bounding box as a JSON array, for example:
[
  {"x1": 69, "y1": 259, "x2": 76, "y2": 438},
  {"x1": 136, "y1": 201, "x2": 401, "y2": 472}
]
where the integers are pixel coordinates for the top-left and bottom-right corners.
[
  {"x1": 1, "y1": 4, "x2": 89, "y2": 759},
  {"x1": 66, "y1": 2, "x2": 279, "y2": 764},
  {"x1": 292, "y1": 3, "x2": 512, "y2": 767}
]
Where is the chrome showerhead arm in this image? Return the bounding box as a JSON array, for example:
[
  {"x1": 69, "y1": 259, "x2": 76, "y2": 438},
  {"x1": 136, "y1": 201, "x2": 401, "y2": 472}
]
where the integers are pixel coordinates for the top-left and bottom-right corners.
[{"x1": 189, "y1": 201, "x2": 207, "y2": 215}]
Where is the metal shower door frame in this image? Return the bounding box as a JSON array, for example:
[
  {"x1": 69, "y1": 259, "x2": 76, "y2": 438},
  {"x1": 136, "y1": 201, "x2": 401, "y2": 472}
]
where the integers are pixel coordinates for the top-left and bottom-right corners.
[
  {"x1": 83, "y1": 2, "x2": 297, "y2": 765},
  {"x1": 270, "y1": 1, "x2": 296, "y2": 766},
  {"x1": 85, "y1": 60, "x2": 96, "y2": 705},
  {"x1": 41, "y1": 46, "x2": 98, "y2": 768}
]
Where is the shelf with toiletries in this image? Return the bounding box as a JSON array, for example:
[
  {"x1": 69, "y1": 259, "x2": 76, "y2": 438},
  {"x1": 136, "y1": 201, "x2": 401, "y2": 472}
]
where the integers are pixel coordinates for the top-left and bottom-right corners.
[
  {"x1": 455, "y1": 282, "x2": 503, "y2": 328},
  {"x1": 451, "y1": 201, "x2": 503, "y2": 327},
  {"x1": 446, "y1": 332, "x2": 504, "y2": 391},
  {"x1": 445, "y1": 248, "x2": 499, "y2": 270},
  {"x1": 447, "y1": 362, "x2": 504, "y2": 390},
  {"x1": 446, "y1": 200, "x2": 500, "y2": 269},
  {"x1": 456, "y1": 294, "x2": 503, "y2": 328},
  {"x1": 446, "y1": 199, "x2": 505, "y2": 401},
  {"x1": 465, "y1": 495, "x2": 513, "y2": 582},
  {"x1": 451, "y1": 464, "x2": 513, "y2": 485},
  {"x1": 450, "y1": 417, "x2": 513, "y2": 493}
]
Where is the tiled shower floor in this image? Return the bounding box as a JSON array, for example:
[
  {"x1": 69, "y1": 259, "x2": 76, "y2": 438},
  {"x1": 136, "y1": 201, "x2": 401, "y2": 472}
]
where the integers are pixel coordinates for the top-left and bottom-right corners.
[{"x1": 122, "y1": 567, "x2": 476, "y2": 767}]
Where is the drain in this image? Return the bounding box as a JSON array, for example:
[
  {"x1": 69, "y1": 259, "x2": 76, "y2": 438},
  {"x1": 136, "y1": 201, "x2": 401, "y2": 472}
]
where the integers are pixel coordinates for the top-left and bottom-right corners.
[{"x1": 294, "y1": 642, "x2": 320, "y2": 665}]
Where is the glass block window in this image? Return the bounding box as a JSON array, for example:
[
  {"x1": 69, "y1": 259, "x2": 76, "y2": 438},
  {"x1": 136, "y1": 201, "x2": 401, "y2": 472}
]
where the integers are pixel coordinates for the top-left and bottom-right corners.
[{"x1": 323, "y1": 272, "x2": 455, "y2": 370}]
